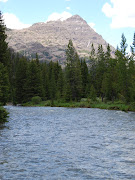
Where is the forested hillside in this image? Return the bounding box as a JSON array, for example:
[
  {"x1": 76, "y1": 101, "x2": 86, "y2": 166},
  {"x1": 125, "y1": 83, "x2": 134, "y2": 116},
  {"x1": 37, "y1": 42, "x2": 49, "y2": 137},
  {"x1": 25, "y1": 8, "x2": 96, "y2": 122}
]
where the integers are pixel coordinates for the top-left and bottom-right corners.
[{"x1": 0, "y1": 11, "x2": 135, "y2": 114}]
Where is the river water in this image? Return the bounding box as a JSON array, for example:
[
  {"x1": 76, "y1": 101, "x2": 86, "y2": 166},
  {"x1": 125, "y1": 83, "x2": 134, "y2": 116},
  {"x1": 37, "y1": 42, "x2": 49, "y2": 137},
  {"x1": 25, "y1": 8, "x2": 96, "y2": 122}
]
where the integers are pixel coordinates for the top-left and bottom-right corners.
[{"x1": 0, "y1": 106, "x2": 135, "y2": 180}]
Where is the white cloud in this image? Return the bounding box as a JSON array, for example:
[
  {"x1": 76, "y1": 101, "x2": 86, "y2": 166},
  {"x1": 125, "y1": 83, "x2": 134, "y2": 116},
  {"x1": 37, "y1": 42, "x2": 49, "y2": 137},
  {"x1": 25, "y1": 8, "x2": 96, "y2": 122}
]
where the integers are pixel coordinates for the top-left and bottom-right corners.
[
  {"x1": 3, "y1": 13, "x2": 31, "y2": 29},
  {"x1": 88, "y1": 22, "x2": 96, "y2": 31},
  {"x1": 102, "y1": 0, "x2": 135, "y2": 28},
  {"x1": 0, "y1": 0, "x2": 8, "y2": 2},
  {"x1": 66, "y1": 7, "x2": 71, "y2": 10},
  {"x1": 46, "y1": 11, "x2": 72, "y2": 22}
]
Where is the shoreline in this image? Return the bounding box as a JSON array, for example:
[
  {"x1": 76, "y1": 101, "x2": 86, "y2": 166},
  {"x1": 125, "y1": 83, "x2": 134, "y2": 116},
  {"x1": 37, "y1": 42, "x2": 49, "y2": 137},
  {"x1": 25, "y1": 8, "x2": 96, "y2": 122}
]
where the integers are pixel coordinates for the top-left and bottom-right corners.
[{"x1": 22, "y1": 100, "x2": 135, "y2": 112}]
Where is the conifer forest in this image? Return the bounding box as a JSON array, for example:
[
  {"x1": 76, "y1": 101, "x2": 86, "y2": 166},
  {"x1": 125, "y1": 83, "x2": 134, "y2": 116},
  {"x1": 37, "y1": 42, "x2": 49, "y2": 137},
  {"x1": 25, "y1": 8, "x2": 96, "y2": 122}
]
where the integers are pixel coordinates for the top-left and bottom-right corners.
[{"x1": 1, "y1": 11, "x2": 135, "y2": 123}]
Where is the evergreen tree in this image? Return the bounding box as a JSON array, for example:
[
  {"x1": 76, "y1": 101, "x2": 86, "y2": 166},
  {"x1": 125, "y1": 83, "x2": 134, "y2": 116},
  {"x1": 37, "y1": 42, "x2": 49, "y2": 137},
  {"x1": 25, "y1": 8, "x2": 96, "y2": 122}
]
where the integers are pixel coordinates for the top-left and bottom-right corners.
[
  {"x1": 56, "y1": 68, "x2": 64, "y2": 99},
  {"x1": 120, "y1": 33, "x2": 128, "y2": 56},
  {"x1": 35, "y1": 53, "x2": 40, "y2": 65},
  {"x1": 90, "y1": 43, "x2": 96, "y2": 60},
  {"x1": 0, "y1": 63, "x2": 9, "y2": 105},
  {"x1": 128, "y1": 58, "x2": 135, "y2": 102},
  {"x1": 101, "y1": 58, "x2": 118, "y2": 102},
  {"x1": 95, "y1": 45, "x2": 106, "y2": 97},
  {"x1": 8, "y1": 50, "x2": 19, "y2": 103},
  {"x1": 0, "y1": 11, "x2": 9, "y2": 105},
  {"x1": 116, "y1": 34, "x2": 129, "y2": 102},
  {"x1": 89, "y1": 44, "x2": 97, "y2": 94},
  {"x1": 41, "y1": 63, "x2": 49, "y2": 100},
  {"x1": 130, "y1": 33, "x2": 135, "y2": 57},
  {"x1": 105, "y1": 44, "x2": 111, "y2": 66},
  {"x1": 105, "y1": 44, "x2": 111, "y2": 59},
  {"x1": 89, "y1": 85, "x2": 96, "y2": 101},
  {"x1": 15, "y1": 57, "x2": 28, "y2": 104},
  {"x1": 128, "y1": 34, "x2": 135, "y2": 102},
  {"x1": 49, "y1": 70, "x2": 56, "y2": 105},
  {"x1": 25, "y1": 60, "x2": 43, "y2": 101},
  {"x1": 65, "y1": 40, "x2": 82, "y2": 101},
  {"x1": 0, "y1": 11, "x2": 8, "y2": 66},
  {"x1": 81, "y1": 59, "x2": 88, "y2": 97}
]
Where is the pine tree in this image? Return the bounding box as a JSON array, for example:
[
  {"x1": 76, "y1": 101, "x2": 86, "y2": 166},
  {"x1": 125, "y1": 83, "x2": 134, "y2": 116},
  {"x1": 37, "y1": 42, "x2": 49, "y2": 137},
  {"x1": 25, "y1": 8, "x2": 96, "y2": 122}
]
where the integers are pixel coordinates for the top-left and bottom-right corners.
[
  {"x1": 128, "y1": 59, "x2": 135, "y2": 102},
  {"x1": 15, "y1": 57, "x2": 28, "y2": 104},
  {"x1": 128, "y1": 34, "x2": 135, "y2": 102},
  {"x1": 0, "y1": 63, "x2": 9, "y2": 105},
  {"x1": 101, "y1": 58, "x2": 118, "y2": 102},
  {"x1": 49, "y1": 70, "x2": 56, "y2": 105},
  {"x1": 25, "y1": 60, "x2": 43, "y2": 101},
  {"x1": 90, "y1": 43, "x2": 96, "y2": 60},
  {"x1": 89, "y1": 44, "x2": 97, "y2": 94},
  {"x1": 65, "y1": 40, "x2": 82, "y2": 101},
  {"x1": 95, "y1": 45, "x2": 106, "y2": 97},
  {"x1": 81, "y1": 59, "x2": 88, "y2": 97},
  {"x1": 120, "y1": 33, "x2": 128, "y2": 56},
  {"x1": 116, "y1": 34, "x2": 129, "y2": 102},
  {"x1": 89, "y1": 85, "x2": 96, "y2": 101},
  {"x1": 130, "y1": 33, "x2": 135, "y2": 57},
  {"x1": 56, "y1": 68, "x2": 64, "y2": 99},
  {"x1": 0, "y1": 11, "x2": 9, "y2": 105},
  {"x1": 35, "y1": 53, "x2": 40, "y2": 65},
  {"x1": 41, "y1": 63, "x2": 49, "y2": 100},
  {"x1": 105, "y1": 44, "x2": 111, "y2": 59},
  {"x1": 105, "y1": 44, "x2": 111, "y2": 66},
  {"x1": 0, "y1": 11, "x2": 8, "y2": 66}
]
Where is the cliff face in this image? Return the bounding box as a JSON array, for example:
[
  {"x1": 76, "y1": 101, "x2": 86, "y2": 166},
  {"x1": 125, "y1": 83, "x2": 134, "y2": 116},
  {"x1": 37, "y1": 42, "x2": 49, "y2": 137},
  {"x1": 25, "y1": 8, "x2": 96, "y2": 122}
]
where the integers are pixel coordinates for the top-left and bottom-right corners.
[{"x1": 6, "y1": 15, "x2": 115, "y2": 65}]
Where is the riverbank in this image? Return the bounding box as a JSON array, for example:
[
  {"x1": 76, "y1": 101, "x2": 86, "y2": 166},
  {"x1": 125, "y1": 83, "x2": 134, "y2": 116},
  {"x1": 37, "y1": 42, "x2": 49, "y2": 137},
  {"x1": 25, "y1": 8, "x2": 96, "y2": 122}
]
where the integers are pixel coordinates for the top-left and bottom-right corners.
[
  {"x1": 22, "y1": 99, "x2": 135, "y2": 112},
  {"x1": 0, "y1": 106, "x2": 9, "y2": 123}
]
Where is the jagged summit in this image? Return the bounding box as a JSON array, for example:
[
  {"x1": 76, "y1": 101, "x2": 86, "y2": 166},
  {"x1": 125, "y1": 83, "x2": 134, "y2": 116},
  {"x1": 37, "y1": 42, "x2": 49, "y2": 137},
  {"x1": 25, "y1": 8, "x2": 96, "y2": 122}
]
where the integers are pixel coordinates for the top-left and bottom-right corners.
[
  {"x1": 6, "y1": 14, "x2": 115, "y2": 65},
  {"x1": 66, "y1": 14, "x2": 86, "y2": 22}
]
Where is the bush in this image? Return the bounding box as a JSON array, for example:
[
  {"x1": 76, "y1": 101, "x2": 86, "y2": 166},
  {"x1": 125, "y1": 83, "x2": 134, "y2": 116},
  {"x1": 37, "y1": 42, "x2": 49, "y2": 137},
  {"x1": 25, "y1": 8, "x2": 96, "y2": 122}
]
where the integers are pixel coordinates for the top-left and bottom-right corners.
[
  {"x1": 118, "y1": 93, "x2": 126, "y2": 103},
  {"x1": 0, "y1": 107, "x2": 8, "y2": 123},
  {"x1": 31, "y1": 96, "x2": 42, "y2": 104},
  {"x1": 80, "y1": 98, "x2": 87, "y2": 102}
]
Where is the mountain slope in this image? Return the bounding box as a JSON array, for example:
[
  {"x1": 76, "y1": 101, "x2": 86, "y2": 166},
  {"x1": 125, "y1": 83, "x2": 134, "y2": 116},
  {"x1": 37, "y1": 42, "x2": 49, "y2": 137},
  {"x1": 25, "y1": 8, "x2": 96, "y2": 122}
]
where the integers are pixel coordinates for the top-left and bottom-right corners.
[{"x1": 6, "y1": 15, "x2": 115, "y2": 64}]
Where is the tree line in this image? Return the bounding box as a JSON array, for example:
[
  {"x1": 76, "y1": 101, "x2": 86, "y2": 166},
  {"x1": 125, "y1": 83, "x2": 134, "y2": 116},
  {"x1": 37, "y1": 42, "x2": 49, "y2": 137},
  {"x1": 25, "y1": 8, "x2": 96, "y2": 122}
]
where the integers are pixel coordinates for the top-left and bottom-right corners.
[{"x1": 0, "y1": 11, "x2": 135, "y2": 110}]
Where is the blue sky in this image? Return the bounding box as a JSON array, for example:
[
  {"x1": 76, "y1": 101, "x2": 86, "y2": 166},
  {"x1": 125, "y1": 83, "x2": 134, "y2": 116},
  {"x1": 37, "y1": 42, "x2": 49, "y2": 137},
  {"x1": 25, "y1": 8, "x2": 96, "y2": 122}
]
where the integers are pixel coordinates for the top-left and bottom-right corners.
[{"x1": 0, "y1": 0, "x2": 135, "y2": 52}]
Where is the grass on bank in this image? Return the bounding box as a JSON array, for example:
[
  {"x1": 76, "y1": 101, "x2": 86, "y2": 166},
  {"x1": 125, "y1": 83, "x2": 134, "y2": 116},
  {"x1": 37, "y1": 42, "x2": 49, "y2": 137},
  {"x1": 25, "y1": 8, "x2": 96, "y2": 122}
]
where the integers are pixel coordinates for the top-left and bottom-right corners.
[{"x1": 22, "y1": 97, "x2": 135, "y2": 112}]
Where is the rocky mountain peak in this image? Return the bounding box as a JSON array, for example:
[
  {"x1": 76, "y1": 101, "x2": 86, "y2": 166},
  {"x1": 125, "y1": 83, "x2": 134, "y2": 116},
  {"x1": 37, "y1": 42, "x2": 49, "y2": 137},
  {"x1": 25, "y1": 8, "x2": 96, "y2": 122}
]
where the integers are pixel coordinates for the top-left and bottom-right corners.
[
  {"x1": 6, "y1": 14, "x2": 115, "y2": 65},
  {"x1": 67, "y1": 14, "x2": 86, "y2": 21}
]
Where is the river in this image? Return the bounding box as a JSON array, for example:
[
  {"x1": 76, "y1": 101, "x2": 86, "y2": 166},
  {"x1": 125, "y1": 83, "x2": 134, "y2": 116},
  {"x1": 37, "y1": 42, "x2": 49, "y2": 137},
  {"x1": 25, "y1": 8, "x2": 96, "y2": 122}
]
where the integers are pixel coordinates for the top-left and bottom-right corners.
[{"x1": 0, "y1": 106, "x2": 135, "y2": 179}]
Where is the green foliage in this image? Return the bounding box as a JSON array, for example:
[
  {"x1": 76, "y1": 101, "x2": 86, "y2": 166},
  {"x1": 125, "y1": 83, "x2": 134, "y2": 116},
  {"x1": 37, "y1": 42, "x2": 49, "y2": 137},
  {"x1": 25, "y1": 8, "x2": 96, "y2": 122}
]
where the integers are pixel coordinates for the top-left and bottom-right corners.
[
  {"x1": 0, "y1": 63, "x2": 9, "y2": 105},
  {"x1": 120, "y1": 33, "x2": 128, "y2": 56},
  {"x1": 41, "y1": 62, "x2": 49, "y2": 100},
  {"x1": 0, "y1": 11, "x2": 8, "y2": 66},
  {"x1": 65, "y1": 40, "x2": 82, "y2": 101},
  {"x1": 31, "y1": 96, "x2": 42, "y2": 104},
  {"x1": 0, "y1": 107, "x2": 8, "y2": 123},
  {"x1": 89, "y1": 85, "x2": 96, "y2": 101},
  {"x1": 0, "y1": 17, "x2": 134, "y2": 113},
  {"x1": 15, "y1": 57, "x2": 28, "y2": 104},
  {"x1": 81, "y1": 59, "x2": 88, "y2": 97},
  {"x1": 25, "y1": 60, "x2": 43, "y2": 101},
  {"x1": 90, "y1": 43, "x2": 96, "y2": 60},
  {"x1": 0, "y1": 12, "x2": 10, "y2": 106}
]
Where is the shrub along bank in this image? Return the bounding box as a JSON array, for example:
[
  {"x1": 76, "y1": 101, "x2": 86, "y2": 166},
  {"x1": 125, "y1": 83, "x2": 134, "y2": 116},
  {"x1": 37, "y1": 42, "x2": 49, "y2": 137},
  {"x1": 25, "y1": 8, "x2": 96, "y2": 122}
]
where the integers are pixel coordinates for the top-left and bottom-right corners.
[
  {"x1": 0, "y1": 107, "x2": 8, "y2": 124},
  {"x1": 23, "y1": 98, "x2": 135, "y2": 112}
]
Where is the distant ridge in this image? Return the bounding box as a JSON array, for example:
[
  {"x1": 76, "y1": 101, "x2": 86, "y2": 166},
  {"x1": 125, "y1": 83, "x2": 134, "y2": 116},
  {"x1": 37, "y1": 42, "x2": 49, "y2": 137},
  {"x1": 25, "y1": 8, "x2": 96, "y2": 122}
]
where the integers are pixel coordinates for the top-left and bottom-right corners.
[{"x1": 6, "y1": 15, "x2": 115, "y2": 65}]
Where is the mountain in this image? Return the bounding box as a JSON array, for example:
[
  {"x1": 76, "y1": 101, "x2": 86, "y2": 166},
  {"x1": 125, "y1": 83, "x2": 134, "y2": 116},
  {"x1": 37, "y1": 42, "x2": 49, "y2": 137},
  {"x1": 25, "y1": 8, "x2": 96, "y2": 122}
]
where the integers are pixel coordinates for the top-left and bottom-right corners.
[{"x1": 6, "y1": 15, "x2": 115, "y2": 65}]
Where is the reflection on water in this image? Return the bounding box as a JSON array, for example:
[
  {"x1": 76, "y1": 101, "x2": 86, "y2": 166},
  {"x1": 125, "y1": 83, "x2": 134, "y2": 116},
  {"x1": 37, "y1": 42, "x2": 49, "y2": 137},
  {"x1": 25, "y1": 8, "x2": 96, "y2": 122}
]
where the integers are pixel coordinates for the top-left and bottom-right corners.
[{"x1": 0, "y1": 106, "x2": 135, "y2": 179}]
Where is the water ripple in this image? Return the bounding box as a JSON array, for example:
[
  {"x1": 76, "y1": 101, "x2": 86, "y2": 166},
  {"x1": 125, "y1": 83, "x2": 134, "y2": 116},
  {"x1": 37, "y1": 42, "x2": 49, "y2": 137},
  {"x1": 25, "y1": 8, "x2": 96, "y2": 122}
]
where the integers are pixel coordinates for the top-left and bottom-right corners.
[{"x1": 0, "y1": 106, "x2": 135, "y2": 179}]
